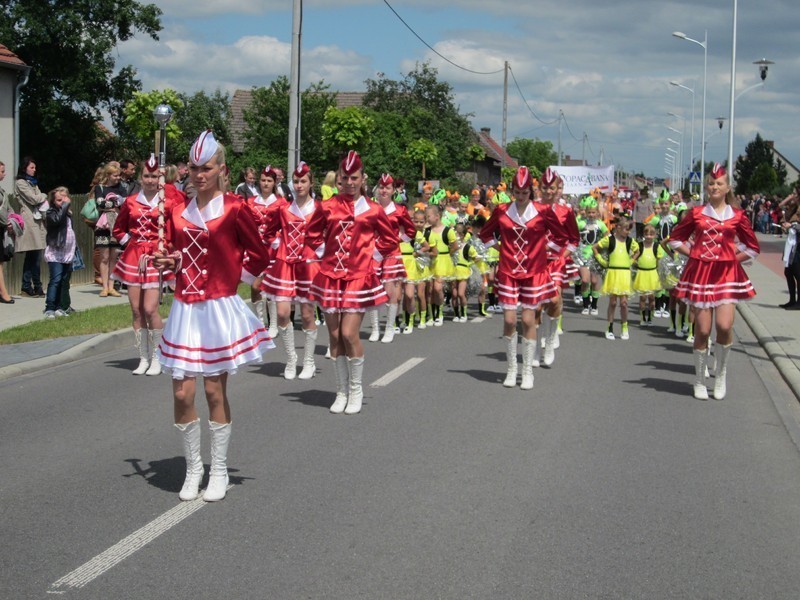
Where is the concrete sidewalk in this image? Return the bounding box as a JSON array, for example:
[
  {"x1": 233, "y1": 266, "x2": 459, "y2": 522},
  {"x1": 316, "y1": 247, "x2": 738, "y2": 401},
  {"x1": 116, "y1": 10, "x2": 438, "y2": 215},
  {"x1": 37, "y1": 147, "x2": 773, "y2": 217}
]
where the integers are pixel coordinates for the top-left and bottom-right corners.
[
  {"x1": 1, "y1": 232, "x2": 799, "y2": 398},
  {"x1": 0, "y1": 283, "x2": 132, "y2": 379}
]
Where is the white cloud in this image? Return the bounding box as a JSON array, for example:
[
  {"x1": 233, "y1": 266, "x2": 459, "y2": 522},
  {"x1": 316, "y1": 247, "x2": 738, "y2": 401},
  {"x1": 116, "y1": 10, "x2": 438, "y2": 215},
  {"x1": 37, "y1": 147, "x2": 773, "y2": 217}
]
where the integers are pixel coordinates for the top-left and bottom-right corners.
[{"x1": 113, "y1": 0, "x2": 800, "y2": 176}]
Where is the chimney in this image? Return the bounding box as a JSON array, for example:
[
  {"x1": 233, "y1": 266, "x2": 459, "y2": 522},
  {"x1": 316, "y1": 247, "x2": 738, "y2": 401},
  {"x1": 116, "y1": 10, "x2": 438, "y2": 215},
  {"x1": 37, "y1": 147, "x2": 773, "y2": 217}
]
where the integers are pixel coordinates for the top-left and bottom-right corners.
[{"x1": 480, "y1": 127, "x2": 491, "y2": 136}]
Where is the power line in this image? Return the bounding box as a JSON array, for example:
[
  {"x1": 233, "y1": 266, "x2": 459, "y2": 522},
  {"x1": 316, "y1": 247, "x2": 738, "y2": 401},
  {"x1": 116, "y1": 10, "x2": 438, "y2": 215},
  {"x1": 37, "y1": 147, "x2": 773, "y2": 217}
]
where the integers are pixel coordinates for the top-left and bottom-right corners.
[
  {"x1": 381, "y1": 0, "x2": 504, "y2": 75},
  {"x1": 560, "y1": 113, "x2": 582, "y2": 142},
  {"x1": 507, "y1": 66, "x2": 559, "y2": 126}
]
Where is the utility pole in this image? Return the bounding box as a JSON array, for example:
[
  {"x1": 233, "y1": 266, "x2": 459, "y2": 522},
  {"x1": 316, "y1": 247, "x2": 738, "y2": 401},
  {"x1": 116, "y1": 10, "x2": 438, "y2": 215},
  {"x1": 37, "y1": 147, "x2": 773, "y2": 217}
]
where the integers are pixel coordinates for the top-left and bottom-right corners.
[
  {"x1": 557, "y1": 110, "x2": 563, "y2": 166},
  {"x1": 287, "y1": 0, "x2": 302, "y2": 174},
  {"x1": 582, "y1": 132, "x2": 587, "y2": 166},
  {"x1": 501, "y1": 61, "x2": 508, "y2": 168}
]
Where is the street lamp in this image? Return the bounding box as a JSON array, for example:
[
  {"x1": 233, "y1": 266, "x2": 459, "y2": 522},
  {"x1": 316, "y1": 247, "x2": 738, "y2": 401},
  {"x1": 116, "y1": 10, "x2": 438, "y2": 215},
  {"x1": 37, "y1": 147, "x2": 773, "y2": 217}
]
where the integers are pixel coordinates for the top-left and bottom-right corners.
[
  {"x1": 666, "y1": 127, "x2": 684, "y2": 190},
  {"x1": 673, "y1": 29, "x2": 707, "y2": 200},
  {"x1": 670, "y1": 82, "x2": 696, "y2": 181}
]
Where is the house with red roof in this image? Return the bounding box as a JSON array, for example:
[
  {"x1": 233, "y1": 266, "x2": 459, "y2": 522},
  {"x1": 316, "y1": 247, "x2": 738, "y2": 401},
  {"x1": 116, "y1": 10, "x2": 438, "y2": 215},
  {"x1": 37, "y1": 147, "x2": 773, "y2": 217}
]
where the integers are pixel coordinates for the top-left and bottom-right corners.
[{"x1": 0, "y1": 43, "x2": 31, "y2": 184}]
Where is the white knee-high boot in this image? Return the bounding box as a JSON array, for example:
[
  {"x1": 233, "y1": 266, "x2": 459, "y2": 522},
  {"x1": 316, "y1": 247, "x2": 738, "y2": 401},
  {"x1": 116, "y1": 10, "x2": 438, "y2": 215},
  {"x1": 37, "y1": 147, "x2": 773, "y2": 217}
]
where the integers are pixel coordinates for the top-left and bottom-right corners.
[
  {"x1": 382, "y1": 303, "x2": 398, "y2": 343},
  {"x1": 132, "y1": 328, "x2": 150, "y2": 375},
  {"x1": 713, "y1": 343, "x2": 732, "y2": 400},
  {"x1": 330, "y1": 355, "x2": 349, "y2": 414},
  {"x1": 203, "y1": 421, "x2": 231, "y2": 502},
  {"x1": 145, "y1": 329, "x2": 162, "y2": 376},
  {"x1": 503, "y1": 335, "x2": 518, "y2": 387},
  {"x1": 279, "y1": 325, "x2": 298, "y2": 380},
  {"x1": 543, "y1": 316, "x2": 558, "y2": 366},
  {"x1": 693, "y1": 349, "x2": 709, "y2": 400},
  {"x1": 174, "y1": 419, "x2": 203, "y2": 501},
  {"x1": 252, "y1": 299, "x2": 265, "y2": 324},
  {"x1": 267, "y1": 300, "x2": 279, "y2": 339},
  {"x1": 368, "y1": 309, "x2": 381, "y2": 342},
  {"x1": 520, "y1": 338, "x2": 536, "y2": 390},
  {"x1": 345, "y1": 356, "x2": 365, "y2": 414},
  {"x1": 297, "y1": 328, "x2": 317, "y2": 380}
]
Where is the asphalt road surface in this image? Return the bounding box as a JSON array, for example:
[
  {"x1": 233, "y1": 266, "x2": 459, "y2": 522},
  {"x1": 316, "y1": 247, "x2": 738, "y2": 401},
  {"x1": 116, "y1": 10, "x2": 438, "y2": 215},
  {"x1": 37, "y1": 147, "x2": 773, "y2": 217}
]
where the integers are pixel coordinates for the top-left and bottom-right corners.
[{"x1": 3, "y1": 301, "x2": 800, "y2": 599}]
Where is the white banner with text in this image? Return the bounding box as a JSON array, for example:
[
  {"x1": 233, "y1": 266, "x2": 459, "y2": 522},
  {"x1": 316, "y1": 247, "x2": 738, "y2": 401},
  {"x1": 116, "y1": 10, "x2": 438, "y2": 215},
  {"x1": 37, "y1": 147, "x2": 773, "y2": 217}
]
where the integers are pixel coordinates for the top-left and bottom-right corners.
[{"x1": 549, "y1": 165, "x2": 615, "y2": 195}]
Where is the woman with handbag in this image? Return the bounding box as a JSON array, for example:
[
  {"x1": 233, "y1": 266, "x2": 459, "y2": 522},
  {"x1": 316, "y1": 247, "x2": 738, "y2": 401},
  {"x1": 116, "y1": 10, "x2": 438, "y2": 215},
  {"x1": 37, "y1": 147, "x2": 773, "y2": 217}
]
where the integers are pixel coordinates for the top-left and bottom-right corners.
[
  {"x1": 13, "y1": 157, "x2": 48, "y2": 297},
  {"x1": 93, "y1": 163, "x2": 126, "y2": 297},
  {"x1": 0, "y1": 160, "x2": 16, "y2": 303}
]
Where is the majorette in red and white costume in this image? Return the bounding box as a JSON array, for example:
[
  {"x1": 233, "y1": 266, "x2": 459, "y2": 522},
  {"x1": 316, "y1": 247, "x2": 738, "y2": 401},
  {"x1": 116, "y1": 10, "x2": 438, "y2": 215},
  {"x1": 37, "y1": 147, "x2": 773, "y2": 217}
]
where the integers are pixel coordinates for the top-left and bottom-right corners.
[
  {"x1": 539, "y1": 168, "x2": 581, "y2": 288},
  {"x1": 479, "y1": 166, "x2": 571, "y2": 391},
  {"x1": 305, "y1": 151, "x2": 399, "y2": 416},
  {"x1": 668, "y1": 163, "x2": 759, "y2": 402},
  {"x1": 537, "y1": 166, "x2": 580, "y2": 367},
  {"x1": 479, "y1": 171, "x2": 569, "y2": 312},
  {"x1": 370, "y1": 172, "x2": 416, "y2": 343},
  {"x1": 112, "y1": 154, "x2": 180, "y2": 290},
  {"x1": 260, "y1": 162, "x2": 321, "y2": 304},
  {"x1": 668, "y1": 167, "x2": 759, "y2": 309},
  {"x1": 112, "y1": 154, "x2": 182, "y2": 376},
  {"x1": 157, "y1": 131, "x2": 275, "y2": 380},
  {"x1": 259, "y1": 162, "x2": 322, "y2": 381},
  {"x1": 246, "y1": 165, "x2": 286, "y2": 337},
  {"x1": 305, "y1": 158, "x2": 399, "y2": 313}
]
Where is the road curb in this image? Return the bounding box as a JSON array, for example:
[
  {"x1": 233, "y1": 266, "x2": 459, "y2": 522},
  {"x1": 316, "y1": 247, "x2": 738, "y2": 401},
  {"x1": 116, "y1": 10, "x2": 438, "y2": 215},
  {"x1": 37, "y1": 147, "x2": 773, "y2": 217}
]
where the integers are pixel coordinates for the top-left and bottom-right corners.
[
  {"x1": 0, "y1": 328, "x2": 132, "y2": 382},
  {"x1": 738, "y1": 302, "x2": 800, "y2": 402}
]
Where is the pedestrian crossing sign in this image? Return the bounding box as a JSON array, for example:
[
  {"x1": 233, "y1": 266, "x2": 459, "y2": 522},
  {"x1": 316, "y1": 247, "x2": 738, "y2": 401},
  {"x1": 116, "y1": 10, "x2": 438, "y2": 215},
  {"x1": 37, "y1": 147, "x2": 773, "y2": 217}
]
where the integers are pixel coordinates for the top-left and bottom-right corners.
[{"x1": 689, "y1": 171, "x2": 702, "y2": 184}]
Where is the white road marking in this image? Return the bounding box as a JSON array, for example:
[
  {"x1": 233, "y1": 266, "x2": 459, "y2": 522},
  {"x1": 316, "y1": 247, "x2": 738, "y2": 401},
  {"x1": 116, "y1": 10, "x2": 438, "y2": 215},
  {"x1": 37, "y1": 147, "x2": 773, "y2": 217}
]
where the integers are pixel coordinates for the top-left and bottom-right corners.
[
  {"x1": 470, "y1": 317, "x2": 486, "y2": 323},
  {"x1": 370, "y1": 357, "x2": 426, "y2": 387},
  {"x1": 48, "y1": 485, "x2": 232, "y2": 592}
]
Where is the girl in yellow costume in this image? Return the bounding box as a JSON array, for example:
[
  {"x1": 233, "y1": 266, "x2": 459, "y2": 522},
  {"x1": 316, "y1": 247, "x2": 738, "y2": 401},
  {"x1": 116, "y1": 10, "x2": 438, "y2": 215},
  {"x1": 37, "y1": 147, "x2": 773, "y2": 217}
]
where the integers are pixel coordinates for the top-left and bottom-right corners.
[
  {"x1": 452, "y1": 223, "x2": 480, "y2": 322},
  {"x1": 593, "y1": 216, "x2": 640, "y2": 340},
  {"x1": 401, "y1": 209, "x2": 432, "y2": 334},
  {"x1": 633, "y1": 224, "x2": 664, "y2": 326},
  {"x1": 425, "y1": 204, "x2": 458, "y2": 326}
]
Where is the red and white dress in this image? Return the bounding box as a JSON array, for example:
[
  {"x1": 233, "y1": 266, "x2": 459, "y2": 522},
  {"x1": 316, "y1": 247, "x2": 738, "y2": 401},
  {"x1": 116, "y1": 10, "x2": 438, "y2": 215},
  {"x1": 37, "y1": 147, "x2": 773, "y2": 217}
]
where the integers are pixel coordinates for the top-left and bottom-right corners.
[
  {"x1": 157, "y1": 193, "x2": 275, "y2": 379},
  {"x1": 305, "y1": 194, "x2": 399, "y2": 312},
  {"x1": 260, "y1": 197, "x2": 321, "y2": 303},
  {"x1": 544, "y1": 201, "x2": 581, "y2": 288},
  {"x1": 376, "y1": 201, "x2": 415, "y2": 283},
  {"x1": 668, "y1": 203, "x2": 760, "y2": 308},
  {"x1": 111, "y1": 189, "x2": 182, "y2": 288},
  {"x1": 479, "y1": 201, "x2": 570, "y2": 310},
  {"x1": 247, "y1": 192, "x2": 287, "y2": 268}
]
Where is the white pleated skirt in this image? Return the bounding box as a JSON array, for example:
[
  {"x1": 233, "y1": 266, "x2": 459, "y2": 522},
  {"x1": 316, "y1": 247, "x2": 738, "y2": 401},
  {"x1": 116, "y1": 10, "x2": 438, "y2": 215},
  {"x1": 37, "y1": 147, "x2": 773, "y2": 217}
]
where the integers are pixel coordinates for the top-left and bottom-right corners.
[{"x1": 158, "y1": 295, "x2": 275, "y2": 380}]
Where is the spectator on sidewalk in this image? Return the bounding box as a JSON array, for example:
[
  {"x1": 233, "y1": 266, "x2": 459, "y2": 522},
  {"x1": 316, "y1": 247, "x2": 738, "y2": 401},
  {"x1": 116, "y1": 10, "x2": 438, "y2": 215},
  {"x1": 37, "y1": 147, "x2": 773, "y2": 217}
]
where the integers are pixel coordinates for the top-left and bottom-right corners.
[
  {"x1": 43, "y1": 187, "x2": 76, "y2": 319},
  {"x1": 119, "y1": 159, "x2": 140, "y2": 197},
  {"x1": 779, "y1": 187, "x2": 800, "y2": 309},
  {"x1": 93, "y1": 163, "x2": 126, "y2": 297},
  {"x1": 632, "y1": 190, "x2": 654, "y2": 240},
  {"x1": 13, "y1": 157, "x2": 47, "y2": 297}
]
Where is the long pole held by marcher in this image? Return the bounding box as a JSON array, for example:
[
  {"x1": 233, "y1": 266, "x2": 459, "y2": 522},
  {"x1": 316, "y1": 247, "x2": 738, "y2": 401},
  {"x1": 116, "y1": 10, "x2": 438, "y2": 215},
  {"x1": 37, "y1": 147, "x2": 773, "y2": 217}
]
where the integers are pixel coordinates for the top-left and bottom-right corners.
[{"x1": 153, "y1": 104, "x2": 174, "y2": 304}]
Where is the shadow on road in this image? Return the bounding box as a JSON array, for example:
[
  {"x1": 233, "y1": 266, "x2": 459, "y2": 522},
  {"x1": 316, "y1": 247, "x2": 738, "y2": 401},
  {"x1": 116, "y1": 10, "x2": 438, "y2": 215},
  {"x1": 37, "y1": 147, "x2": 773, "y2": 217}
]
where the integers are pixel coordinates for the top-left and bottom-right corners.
[
  {"x1": 448, "y1": 368, "x2": 501, "y2": 384},
  {"x1": 622, "y1": 376, "x2": 693, "y2": 396},
  {"x1": 636, "y1": 359, "x2": 694, "y2": 375},
  {"x1": 283, "y1": 388, "x2": 338, "y2": 409},
  {"x1": 105, "y1": 357, "x2": 142, "y2": 371},
  {"x1": 123, "y1": 457, "x2": 251, "y2": 493}
]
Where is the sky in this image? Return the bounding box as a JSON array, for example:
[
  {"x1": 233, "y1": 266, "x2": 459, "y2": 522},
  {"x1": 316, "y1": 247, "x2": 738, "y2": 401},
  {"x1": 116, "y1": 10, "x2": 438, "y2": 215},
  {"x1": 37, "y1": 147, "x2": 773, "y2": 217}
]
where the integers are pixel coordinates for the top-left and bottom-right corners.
[{"x1": 116, "y1": 0, "x2": 800, "y2": 181}]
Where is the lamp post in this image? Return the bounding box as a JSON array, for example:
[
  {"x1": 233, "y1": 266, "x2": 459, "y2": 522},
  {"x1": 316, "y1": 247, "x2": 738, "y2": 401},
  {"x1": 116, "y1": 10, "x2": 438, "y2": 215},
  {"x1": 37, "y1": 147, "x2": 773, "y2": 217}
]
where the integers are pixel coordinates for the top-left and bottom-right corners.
[
  {"x1": 669, "y1": 82, "x2": 696, "y2": 184},
  {"x1": 729, "y1": 57, "x2": 774, "y2": 186},
  {"x1": 673, "y1": 29, "x2": 707, "y2": 200},
  {"x1": 667, "y1": 138, "x2": 682, "y2": 191}
]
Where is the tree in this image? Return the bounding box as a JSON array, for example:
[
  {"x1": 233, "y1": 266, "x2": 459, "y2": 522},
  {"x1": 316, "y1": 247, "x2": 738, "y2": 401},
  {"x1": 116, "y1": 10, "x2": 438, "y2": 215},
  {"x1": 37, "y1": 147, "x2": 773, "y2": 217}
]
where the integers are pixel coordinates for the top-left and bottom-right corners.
[
  {"x1": 321, "y1": 106, "x2": 375, "y2": 158},
  {"x1": 173, "y1": 90, "x2": 231, "y2": 162},
  {"x1": 734, "y1": 133, "x2": 788, "y2": 195},
  {"x1": 363, "y1": 62, "x2": 474, "y2": 181},
  {"x1": 506, "y1": 138, "x2": 558, "y2": 174},
  {"x1": 121, "y1": 89, "x2": 183, "y2": 160},
  {"x1": 749, "y1": 163, "x2": 779, "y2": 195},
  {"x1": 242, "y1": 77, "x2": 337, "y2": 173},
  {"x1": 1, "y1": 0, "x2": 162, "y2": 189},
  {"x1": 406, "y1": 138, "x2": 438, "y2": 179}
]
